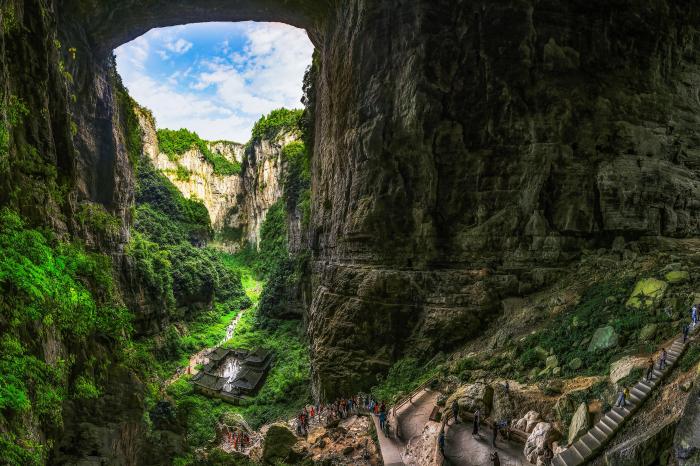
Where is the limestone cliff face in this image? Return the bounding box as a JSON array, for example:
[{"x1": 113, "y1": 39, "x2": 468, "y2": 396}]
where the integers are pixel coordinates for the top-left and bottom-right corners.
[{"x1": 136, "y1": 108, "x2": 291, "y2": 251}]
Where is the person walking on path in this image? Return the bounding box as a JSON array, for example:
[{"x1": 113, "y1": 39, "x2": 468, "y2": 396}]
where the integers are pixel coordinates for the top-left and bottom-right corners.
[
  {"x1": 683, "y1": 323, "x2": 690, "y2": 343},
  {"x1": 451, "y1": 400, "x2": 459, "y2": 424},
  {"x1": 615, "y1": 387, "x2": 628, "y2": 407},
  {"x1": 438, "y1": 430, "x2": 445, "y2": 455},
  {"x1": 659, "y1": 348, "x2": 667, "y2": 370},
  {"x1": 692, "y1": 305, "x2": 698, "y2": 326},
  {"x1": 646, "y1": 358, "x2": 655, "y2": 381},
  {"x1": 490, "y1": 451, "x2": 501, "y2": 466},
  {"x1": 379, "y1": 410, "x2": 387, "y2": 433},
  {"x1": 472, "y1": 409, "x2": 481, "y2": 436}
]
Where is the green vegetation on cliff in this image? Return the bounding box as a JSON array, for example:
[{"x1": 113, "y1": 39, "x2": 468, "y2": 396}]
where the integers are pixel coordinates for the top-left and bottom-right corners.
[
  {"x1": 250, "y1": 108, "x2": 303, "y2": 142},
  {"x1": 0, "y1": 209, "x2": 132, "y2": 464},
  {"x1": 157, "y1": 128, "x2": 241, "y2": 176}
]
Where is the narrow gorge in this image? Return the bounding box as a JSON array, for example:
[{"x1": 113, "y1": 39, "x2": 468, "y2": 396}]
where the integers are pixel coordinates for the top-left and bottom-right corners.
[{"x1": 1, "y1": 1, "x2": 700, "y2": 465}]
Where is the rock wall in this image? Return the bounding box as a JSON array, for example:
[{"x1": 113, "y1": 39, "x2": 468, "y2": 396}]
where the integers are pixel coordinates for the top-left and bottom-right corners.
[
  {"x1": 137, "y1": 107, "x2": 294, "y2": 251},
  {"x1": 306, "y1": 0, "x2": 700, "y2": 398}
]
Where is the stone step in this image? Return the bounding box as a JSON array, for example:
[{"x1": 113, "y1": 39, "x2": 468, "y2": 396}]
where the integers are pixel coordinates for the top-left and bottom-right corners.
[
  {"x1": 574, "y1": 438, "x2": 592, "y2": 458},
  {"x1": 602, "y1": 414, "x2": 619, "y2": 431},
  {"x1": 590, "y1": 426, "x2": 608, "y2": 443},
  {"x1": 630, "y1": 388, "x2": 645, "y2": 401},
  {"x1": 558, "y1": 447, "x2": 581, "y2": 466},
  {"x1": 653, "y1": 369, "x2": 664, "y2": 378},
  {"x1": 596, "y1": 419, "x2": 614, "y2": 435},
  {"x1": 569, "y1": 443, "x2": 586, "y2": 463},
  {"x1": 580, "y1": 432, "x2": 602, "y2": 452},
  {"x1": 552, "y1": 456, "x2": 568, "y2": 466},
  {"x1": 639, "y1": 379, "x2": 654, "y2": 391},
  {"x1": 613, "y1": 406, "x2": 631, "y2": 417},
  {"x1": 608, "y1": 410, "x2": 624, "y2": 423}
]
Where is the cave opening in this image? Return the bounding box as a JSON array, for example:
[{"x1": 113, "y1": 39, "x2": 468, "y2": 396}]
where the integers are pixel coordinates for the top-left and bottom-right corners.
[{"x1": 104, "y1": 18, "x2": 317, "y2": 451}]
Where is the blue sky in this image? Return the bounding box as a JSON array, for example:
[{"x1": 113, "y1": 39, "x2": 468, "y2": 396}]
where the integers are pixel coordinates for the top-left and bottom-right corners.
[{"x1": 115, "y1": 22, "x2": 313, "y2": 143}]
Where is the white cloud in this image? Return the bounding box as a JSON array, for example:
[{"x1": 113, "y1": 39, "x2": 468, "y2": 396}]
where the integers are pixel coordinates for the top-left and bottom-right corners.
[
  {"x1": 115, "y1": 22, "x2": 313, "y2": 142},
  {"x1": 165, "y1": 37, "x2": 193, "y2": 54}
]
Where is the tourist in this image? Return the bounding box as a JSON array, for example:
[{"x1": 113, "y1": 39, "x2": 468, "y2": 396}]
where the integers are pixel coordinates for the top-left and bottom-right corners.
[
  {"x1": 374, "y1": 401, "x2": 380, "y2": 415},
  {"x1": 438, "y1": 430, "x2": 445, "y2": 455},
  {"x1": 693, "y1": 305, "x2": 698, "y2": 326},
  {"x1": 504, "y1": 380, "x2": 510, "y2": 395},
  {"x1": 473, "y1": 409, "x2": 481, "y2": 435},
  {"x1": 615, "y1": 388, "x2": 627, "y2": 407},
  {"x1": 310, "y1": 405, "x2": 315, "y2": 418},
  {"x1": 659, "y1": 348, "x2": 667, "y2": 370},
  {"x1": 379, "y1": 409, "x2": 387, "y2": 432},
  {"x1": 645, "y1": 358, "x2": 654, "y2": 381},
  {"x1": 451, "y1": 399, "x2": 459, "y2": 424},
  {"x1": 683, "y1": 323, "x2": 690, "y2": 343},
  {"x1": 490, "y1": 451, "x2": 501, "y2": 466}
]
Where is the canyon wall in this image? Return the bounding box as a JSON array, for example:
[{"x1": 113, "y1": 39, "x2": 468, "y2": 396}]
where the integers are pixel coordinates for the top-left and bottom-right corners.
[{"x1": 136, "y1": 108, "x2": 293, "y2": 251}]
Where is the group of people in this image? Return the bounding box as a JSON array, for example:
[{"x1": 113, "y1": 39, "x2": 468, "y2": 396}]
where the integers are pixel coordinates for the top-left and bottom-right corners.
[
  {"x1": 224, "y1": 429, "x2": 250, "y2": 452},
  {"x1": 294, "y1": 394, "x2": 388, "y2": 436},
  {"x1": 617, "y1": 304, "x2": 697, "y2": 409}
]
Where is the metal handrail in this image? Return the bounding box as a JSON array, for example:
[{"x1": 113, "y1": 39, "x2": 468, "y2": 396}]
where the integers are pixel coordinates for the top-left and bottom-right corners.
[{"x1": 393, "y1": 375, "x2": 438, "y2": 413}]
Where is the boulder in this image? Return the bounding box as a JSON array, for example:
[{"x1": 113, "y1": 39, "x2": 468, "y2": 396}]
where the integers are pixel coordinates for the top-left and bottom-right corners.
[
  {"x1": 515, "y1": 411, "x2": 542, "y2": 433},
  {"x1": 626, "y1": 278, "x2": 668, "y2": 309},
  {"x1": 524, "y1": 422, "x2": 559, "y2": 464},
  {"x1": 638, "y1": 323, "x2": 657, "y2": 342},
  {"x1": 262, "y1": 424, "x2": 298, "y2": 464},
  {"x1": 606, "y1": 417, "x2": 677, "y2": 465},
  {"x1": 610, "y1": 356, "x2": 647, "y2": 384},
  {"x1": 491, "y1": 383, "x2": 516, "y2": 422},
  {"x1": 674, "y1": 374, "x2": 700, "y2": 465},
  {"x1": 567, "y1": 403, "x2": 590, "y2": 445},
  {"x1": 446, "y1": 382, "x2": 494, "y2": 417},
  {"x1": 554, "y1": 393, "x2": 576, "y2": 425},
  {"x1": 569, "y1": 357, "x2": 583, "y2": 371},
  {"x1": 588, "y1": 326, "x2": 619, "y2": 352},
  {"x1": 665, "y1": 270, "x2": 689, "y2": 284}
]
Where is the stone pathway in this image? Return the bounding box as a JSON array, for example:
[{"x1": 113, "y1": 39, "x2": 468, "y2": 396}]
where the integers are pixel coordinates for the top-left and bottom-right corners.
[
  {"x1": 443, "y1": 420, "x2": 529, "y2": 466},
  {"x1": 372, "y1": 414, "x2": 405, "y2": 466},
  {"x1": 553, "y1": 323, "x2": 697, "y2": 466}
]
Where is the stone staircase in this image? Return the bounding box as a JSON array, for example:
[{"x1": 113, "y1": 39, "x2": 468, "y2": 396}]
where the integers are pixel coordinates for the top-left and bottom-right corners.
[{"x1": 553, "y1": 326, "x2": 695, "y2": 466}]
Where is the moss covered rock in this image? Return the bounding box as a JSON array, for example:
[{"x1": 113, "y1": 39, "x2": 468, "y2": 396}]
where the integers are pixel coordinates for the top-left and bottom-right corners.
[
  {"x1": 587, "y1": 326, "x2": 619, "y2": 352},
  {"x1": 664, "y1": 270, "x2": 689, "y2": 284},
  {"x1": 626, "y1": 278, "x2": 668, "y2": 309},
  {"x1": 262, "y1": 424, "x2": 298, "y2": 464}
]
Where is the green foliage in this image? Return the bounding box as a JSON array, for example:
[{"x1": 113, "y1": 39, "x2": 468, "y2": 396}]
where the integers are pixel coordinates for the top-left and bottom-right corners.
[
  {"x1": 282, "y1": 141, "x2": 310, "y2": 215},
  {"x1": 616, "y1": 367, "x2": 644, "y2": 388},
  {"x1": 125, "y1": 232, "x2": 175, "y2": 309},
  {"x1": 250, "y1": 108, "x2": 303, "y2": 142},
  {"x1": 370, "y1": 357, "x2": 438, "y2": 403},
  {"x1": 0, "y1": 208, "x2": 133, "y2": 459},
  {"x1": 75, "y1": 202, "x2": 122, "y2": 237},
  {"x1": 157, "y1": 128, "x2": 240, "y2": 176},
  {"x1": 135, "y1": 159, "x2": 213, "y2": 244},
  {"x1": 680, "y1": 344, "x2": 700, "y2": 372},
  {"x1": 175, "y1": 164, "x2": 191, "y2": 181},
  {"x1": 515, "y1": 278, "x2": 664, "y2": 378},
  {"x1": 256, "y1": 201, "x2": 288, "y2": 278},
  {"x1": 73, "y1": 375, "x2": 101, "y2": 400}
]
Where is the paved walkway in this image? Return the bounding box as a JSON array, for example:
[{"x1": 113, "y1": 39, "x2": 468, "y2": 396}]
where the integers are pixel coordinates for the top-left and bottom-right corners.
[
  {"x1": 553, "y1": 322, "x2": 697, "y2": 466},
  {"x1": 372, "y1": 414, "x2": 405, "y2": 466},
  {"x1": 444, "y1": 420, "x2": 529, "y2": 466},
  {"x1": 396, "y1": 388, "x2": 440, "y2": 441}
]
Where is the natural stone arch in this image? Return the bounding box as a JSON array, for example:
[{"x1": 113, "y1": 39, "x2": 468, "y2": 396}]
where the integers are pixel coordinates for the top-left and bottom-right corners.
[{"x1": 62, "y1": 0, "x2": 329, "y2": 55}]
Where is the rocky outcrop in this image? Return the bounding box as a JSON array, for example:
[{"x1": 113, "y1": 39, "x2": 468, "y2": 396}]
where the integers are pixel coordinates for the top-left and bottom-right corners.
[
  {"x1": 607, "y1": 417, "x2": 678, "y2": 466},
  {"x1": 674, "y1": 373, "x2": 700, "y2": 465},
  {"x1": 137, "y1": 107, "x2": 293, "y2": 251}
]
